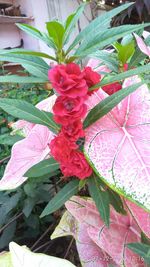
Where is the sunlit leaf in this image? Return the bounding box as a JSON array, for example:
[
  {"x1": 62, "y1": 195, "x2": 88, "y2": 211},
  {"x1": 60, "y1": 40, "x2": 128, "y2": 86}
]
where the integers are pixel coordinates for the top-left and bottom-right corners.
[{"x1": 0, "y1": 242, "x2": 76, "y2": 267}]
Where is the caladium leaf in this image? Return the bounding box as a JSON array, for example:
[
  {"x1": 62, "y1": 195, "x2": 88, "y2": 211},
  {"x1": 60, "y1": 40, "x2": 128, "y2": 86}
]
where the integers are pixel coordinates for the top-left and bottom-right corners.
[
  {"x1": 52, "y1": 210, "x2": 116, "y2": 267},
  {"x1": 134, "y1": 33, "x2": 150, "y2": 57},
  {"x1": 59, "y1": 196, "x2": 148, "y2": 267},
  {"x1": 0, "y1": 251, "x2": 12, "y2": 267},
  {"x1": 0, "y1": 95, "x2": 56, "y2": 190},
  {"x1": 10, "y1": 242, "x2": 76, "y2": 267},
  {"x1": 126, "y1": 200, "x2": 150, "y2": 239},
  {"x1": 0, "y1": 125, "x2": 54, "y2": 190},
  {"x1": 0, "y1": 242, "x2": 76, "y2": 267},
  {"x1": 87, "y1": 58, "x2": 111, "y2": 78},
  {"x1": 84, "y1": 76, "x2": 150, "y2": 211}
]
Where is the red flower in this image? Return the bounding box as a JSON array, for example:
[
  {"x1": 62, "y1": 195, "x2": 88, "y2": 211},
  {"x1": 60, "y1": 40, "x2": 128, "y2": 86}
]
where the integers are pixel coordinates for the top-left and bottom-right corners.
[
  {"x1": 48, "y1": 63, "x2": 88, "y2": 98},
  {"x1": 49, "y1": 133, "x2": 76, "y2": 163},
  {"x1": 83, "y1": 66, "x2": 101, "y2": 93},
  {"x1": 53, "y1": 96, "x2": 87, "y2": 125},
  {"x1": 61, "y1": 150, "x2": 93, "y2": 180},
  {"x1": 62, "y1": 120, "x2": 85, "y2": 142},
  {"x1": 102, "y1": 82, "x2": 122, "y2": 95}
]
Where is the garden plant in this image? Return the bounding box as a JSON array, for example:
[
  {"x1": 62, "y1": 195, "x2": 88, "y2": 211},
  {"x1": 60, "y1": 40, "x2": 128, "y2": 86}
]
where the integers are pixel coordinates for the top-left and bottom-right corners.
[{"x1": 0, "y1": 2, "x2": 150, "y2": 266}]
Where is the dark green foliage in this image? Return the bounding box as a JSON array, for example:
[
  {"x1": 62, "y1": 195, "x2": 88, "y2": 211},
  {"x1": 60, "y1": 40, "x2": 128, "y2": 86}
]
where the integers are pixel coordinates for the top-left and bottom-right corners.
[{"x1": 0, "y1": 84, "x2": 57, "y2": 250}]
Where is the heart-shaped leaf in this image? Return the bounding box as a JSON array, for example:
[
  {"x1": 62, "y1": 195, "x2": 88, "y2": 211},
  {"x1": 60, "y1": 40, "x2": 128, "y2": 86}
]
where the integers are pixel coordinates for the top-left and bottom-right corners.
[
  {"x1": 52, "y1": 210, "x2": 116, "y2": 267},
  {"x1": 0, "y1": 251, "x2": 12, "y2": 267},
  {"x1": 134, "y1": 33, "x2": 150, "y2": 57},
  {"x1": 126, "y1": 200, "x2": 150, "y2": 239},
  {"x1": 0, "y1": 125, "x2": 54, "y2": 190},
  {"x1": 63, "y1": 196, "x2": 148, "y2": 266},
  {"x1": 85, "y1": 77, "x2": 150, "y2": 211},
  {"x1": 0, "y1": 242, "x2": 76, "y2": 267}
]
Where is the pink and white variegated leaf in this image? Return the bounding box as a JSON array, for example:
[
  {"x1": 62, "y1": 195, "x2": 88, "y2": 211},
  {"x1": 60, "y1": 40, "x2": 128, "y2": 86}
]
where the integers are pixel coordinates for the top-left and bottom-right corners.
[
  {"x1": 87, "y1": 58, "x2": 111, "y2": 77},
  {"x1": 126, "y1": 200, "x2": 150, "y2": 239},
  {"x1": 84, "y1": 76, "x2": 150, "y2": 211},
  {"x1": 0, "y1": 125, "x2": 54, "y2": 190},
  {"x1": 12, "y1": 94, "x2": 57, "y2": 137},
  {"x1": 134, "y1": 33, "x2": 150, "y2": 57},
  {"x1": 51, "y1": 210, "x2": 117, "y2": 267},
  {"x1": 36, "y1": 94, "x2": 57, "y2": 111},
  {"x1": 64, "y1": 196, "x2": 147, "y2": 267}
]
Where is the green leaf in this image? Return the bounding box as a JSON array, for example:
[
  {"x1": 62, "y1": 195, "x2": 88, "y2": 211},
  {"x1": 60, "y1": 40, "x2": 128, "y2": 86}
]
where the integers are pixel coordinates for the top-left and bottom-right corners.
[
  {"x1": 74, "y1": 23, "x2": 150, "y2": 57},
  {"x1": 99, "y1": 63, "x2": 150, "y2": 87},
  {"x1": 65, "y1": 14, "x2": 75, "y2": 30},
  {"x1": 114, "y1": 41, "x2": 135, "y2": 64},
  {"x1": 0, "y1": 53, "x2": 49, "y2": 71},
  {"x1": 127, "y1": 243, "x2": 150, "y2": 264},
  {"x1": 0, "y1": 51, "x2": 49, "y2": 80},
  {"x1": 22, "y1": 64, "x2": 48, "y2": 79},
  {"x1": 16, "y1": 23, "x2": 56, "y2": 49},
  {"x1": 88, "y1": 175, "x2": 110, "y2": 226},
  {"x1": 0, "y1": 98, "x2": 60, "y2": 133},
  {"x1": 90, "y1": 50, "x2": 119, "y2": 72},
  {"x1": 23, "y1": 198, "x2": 36, "y2": 217},
  {"x1": 0, "y1": 193, "x2": 21, "y2": 226},
  {"x1": 0, "y1": 221, "x2": 16, "y2": 250},
  {"x1": 63, "y1": 4, "x2": 85, "y2": 45},
  {"x1": 0, "y1": 133, "x2": 23, "y2": 145},
  {"x1": 84, "y1": 81, "x2": 143, "y2": 128},
  {"x1": 40, "y1": 180, "x2": 79, "y2": 217},
  {"x1": 46, "y1": 21, "x2": 65, "y2": 49},
  {"x1": 121, "y1": 34, "x2": 133, "y2": 45},
  {"x1": 0, "y1": 75, "x2": 47, "y2": 84},
  {"x1": 67, "y1": 3, "x2": 133, "y2": 52},
  {"x1": 5, "y1": 49, "x2": 56, "y2": 61},
  {"x1": 25, "y1": 158, "x2": 59, "y2": 178},
  {"x1": 141, "y1": 232, "x2": 150, "y2": 246},
  {"x1": 78, "y1": 179, "x2": 87, "y2": 190},
  {"x1": 129, "y1": 47, "x2": 146, "y2": 68},
  {"x1": 108, "y1": 189, "x2": 126, "y2": 215}
]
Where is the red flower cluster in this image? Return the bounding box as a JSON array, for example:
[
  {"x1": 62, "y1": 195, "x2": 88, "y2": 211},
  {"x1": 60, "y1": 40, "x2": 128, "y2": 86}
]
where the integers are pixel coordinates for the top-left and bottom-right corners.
[{"x1": 48, "y1": 63, "x2": 101, "y2": 179}]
